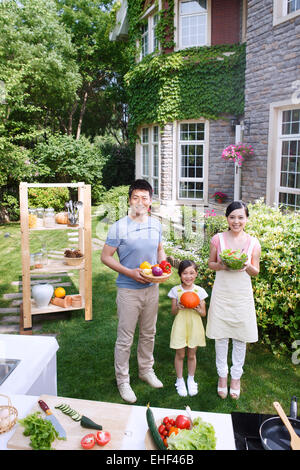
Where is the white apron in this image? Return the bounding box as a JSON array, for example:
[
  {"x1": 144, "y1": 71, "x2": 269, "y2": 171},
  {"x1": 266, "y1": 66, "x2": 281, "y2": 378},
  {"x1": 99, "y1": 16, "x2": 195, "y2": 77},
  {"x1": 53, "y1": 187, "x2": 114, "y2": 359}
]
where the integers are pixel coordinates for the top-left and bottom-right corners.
[{"x1": 206, "y1": 233, "x2": 258, "y2": 343}]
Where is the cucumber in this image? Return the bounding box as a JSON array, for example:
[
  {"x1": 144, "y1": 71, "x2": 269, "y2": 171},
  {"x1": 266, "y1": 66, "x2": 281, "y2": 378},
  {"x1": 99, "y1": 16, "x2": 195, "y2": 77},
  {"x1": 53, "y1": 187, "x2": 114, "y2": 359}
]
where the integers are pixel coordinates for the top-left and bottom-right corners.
[
  {"x1": 54, "y1": 403, "x2": 102, "y2": 428},
  {"x1": 55, "y1": 403, "x2": 82, "y2": 421},
  {"x1": 146, "y1": 403, "x2": 166, "y2": 450},
  {"x1": 80, "y1": 415, "x2": 102, "y2": 430}
]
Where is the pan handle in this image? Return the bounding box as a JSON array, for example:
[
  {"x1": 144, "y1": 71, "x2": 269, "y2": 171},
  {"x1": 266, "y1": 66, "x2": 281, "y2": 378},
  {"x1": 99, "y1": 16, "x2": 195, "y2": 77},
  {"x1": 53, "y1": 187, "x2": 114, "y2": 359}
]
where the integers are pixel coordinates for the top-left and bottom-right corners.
[{"x1": 290, "y1": 396, "x2": 298, "y2": 419}]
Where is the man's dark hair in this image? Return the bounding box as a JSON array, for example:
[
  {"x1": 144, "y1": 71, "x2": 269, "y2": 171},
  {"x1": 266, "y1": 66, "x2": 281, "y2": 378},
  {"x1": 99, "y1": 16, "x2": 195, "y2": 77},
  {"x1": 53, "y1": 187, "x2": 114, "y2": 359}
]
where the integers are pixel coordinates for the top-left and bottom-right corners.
[{"x1": 129, "y1": 179, "x2": 153, "y2": 199}]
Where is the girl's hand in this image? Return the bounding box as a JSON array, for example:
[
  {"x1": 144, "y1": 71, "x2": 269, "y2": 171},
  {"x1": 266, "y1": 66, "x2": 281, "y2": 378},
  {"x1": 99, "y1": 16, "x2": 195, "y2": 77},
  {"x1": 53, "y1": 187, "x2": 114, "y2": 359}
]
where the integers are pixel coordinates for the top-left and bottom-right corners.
[
  {"x1": 193, "y1": 301, "x2": 206, "y2": 317},
  {"x1": 177, "y1": 302, "x2": 185, "y2": 310}
]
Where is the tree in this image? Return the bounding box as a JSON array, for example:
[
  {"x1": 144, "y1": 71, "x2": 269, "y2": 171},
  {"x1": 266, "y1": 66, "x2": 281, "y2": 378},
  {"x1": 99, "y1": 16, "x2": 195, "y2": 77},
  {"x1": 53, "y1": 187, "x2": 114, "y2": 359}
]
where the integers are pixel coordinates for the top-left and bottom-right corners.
[
  {"x1": 0, "y1": 0, "x2": 81, "y2": 144},
  {"x1": 55, "y1": 0, "x2": 131, "y2": 141}
]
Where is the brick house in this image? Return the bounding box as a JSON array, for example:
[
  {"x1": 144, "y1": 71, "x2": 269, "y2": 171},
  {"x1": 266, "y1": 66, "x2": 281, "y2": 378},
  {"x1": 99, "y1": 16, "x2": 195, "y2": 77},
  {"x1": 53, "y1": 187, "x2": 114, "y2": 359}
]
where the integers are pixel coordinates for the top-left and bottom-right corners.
[{"x1": 111, "y1": 0, "x2": 300, "y2": 214}]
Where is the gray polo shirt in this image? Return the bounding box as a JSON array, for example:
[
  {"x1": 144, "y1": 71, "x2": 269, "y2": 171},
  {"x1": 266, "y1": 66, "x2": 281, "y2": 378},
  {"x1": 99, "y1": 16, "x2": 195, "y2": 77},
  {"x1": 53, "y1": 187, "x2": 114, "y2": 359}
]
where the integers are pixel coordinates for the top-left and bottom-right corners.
[{"x1": 105, "y1": 215, "x2": 162, "y2": 289}]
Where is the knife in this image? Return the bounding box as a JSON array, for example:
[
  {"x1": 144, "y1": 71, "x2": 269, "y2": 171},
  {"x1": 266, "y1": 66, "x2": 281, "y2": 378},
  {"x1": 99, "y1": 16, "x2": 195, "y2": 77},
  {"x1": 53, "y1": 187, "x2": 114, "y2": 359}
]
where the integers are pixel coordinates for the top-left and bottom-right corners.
[{"x1": 38, "y1": 400, "x2": 66, "y2": 439}]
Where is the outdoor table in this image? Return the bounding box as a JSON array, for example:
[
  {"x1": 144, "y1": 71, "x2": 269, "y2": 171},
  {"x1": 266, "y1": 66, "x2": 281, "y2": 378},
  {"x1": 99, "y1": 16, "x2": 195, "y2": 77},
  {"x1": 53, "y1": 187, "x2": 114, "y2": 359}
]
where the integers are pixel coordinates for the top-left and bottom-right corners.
[{"x1": 1, "y1": 394, "x2": 236, "y2": 450}]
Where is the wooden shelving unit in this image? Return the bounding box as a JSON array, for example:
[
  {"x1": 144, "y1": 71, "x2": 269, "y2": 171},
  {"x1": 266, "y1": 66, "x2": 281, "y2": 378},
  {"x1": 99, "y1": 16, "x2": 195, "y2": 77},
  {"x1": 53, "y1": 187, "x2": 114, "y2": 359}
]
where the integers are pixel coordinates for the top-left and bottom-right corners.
[{"x1": 19, "y1": 182, "x2": 92, "y2": 333}]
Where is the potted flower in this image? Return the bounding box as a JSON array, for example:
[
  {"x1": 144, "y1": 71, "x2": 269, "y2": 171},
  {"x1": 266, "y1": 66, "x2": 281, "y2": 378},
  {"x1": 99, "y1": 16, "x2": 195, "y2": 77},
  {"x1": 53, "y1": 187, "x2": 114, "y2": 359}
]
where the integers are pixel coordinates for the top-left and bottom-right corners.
[
  {"x1": 221, "y1": 143, "x2": 254, "y2": 166},
  {"x1": 213, "y1": 192, "x2": 227, "y2": 203}
]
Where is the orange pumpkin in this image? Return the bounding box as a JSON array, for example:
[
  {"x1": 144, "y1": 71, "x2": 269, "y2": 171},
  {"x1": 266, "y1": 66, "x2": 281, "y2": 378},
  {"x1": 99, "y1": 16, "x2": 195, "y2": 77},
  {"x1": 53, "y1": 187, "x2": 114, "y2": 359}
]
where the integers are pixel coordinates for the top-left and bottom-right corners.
[
  {"x1": 55, "y1": 212, "x2": 68, "y2": 224},
  {"x1": 180, "y1": 292, "x2": 200, "y2": 309}
]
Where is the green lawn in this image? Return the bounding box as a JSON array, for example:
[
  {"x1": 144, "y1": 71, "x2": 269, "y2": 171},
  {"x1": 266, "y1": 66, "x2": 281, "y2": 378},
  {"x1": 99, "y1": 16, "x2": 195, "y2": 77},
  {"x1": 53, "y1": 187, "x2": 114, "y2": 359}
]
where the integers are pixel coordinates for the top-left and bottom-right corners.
[{"x1": 0, "y1": 218, "x2": 299, "y2": 417}]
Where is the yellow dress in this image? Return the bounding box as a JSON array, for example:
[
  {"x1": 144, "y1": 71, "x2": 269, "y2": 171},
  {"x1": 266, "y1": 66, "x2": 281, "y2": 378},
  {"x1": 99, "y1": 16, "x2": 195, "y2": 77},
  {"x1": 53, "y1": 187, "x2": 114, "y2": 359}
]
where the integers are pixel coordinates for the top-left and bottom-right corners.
[{"x1": 169, "y1": 286, "x2": 206, "y2": 349}]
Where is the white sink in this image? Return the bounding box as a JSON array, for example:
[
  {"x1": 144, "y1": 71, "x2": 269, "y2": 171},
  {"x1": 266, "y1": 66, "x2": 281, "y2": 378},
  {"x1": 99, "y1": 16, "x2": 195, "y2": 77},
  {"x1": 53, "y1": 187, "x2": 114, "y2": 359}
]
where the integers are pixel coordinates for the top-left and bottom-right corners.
[{"x1": 0, "y1": 359, "x2": 21, "y2": 386}]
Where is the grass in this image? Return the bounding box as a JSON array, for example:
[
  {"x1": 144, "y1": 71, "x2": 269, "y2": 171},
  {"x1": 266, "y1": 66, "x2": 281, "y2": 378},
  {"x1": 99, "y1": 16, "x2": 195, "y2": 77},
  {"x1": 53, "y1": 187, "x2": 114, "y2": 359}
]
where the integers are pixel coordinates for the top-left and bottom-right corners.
[{"x1": 0, "y1": 217, "x2": 299, "y2": 417}]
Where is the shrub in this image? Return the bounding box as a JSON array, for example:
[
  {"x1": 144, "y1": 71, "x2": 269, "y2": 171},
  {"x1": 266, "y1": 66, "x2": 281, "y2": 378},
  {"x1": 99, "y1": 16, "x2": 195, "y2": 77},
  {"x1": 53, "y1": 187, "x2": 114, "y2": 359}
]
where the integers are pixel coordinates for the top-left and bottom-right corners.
[
  {"x1": 98, "y1": 185, "x2": 129, "y2": 222},
  {"x1": 31, "y1": 134, "x2": 105, "y2": 204},
  {"x1": 28, "y1": 187, "x2": 70, "y2": 212},
  {"x1": 98, "y1": 141, "x2": 135, "y2": 190}
]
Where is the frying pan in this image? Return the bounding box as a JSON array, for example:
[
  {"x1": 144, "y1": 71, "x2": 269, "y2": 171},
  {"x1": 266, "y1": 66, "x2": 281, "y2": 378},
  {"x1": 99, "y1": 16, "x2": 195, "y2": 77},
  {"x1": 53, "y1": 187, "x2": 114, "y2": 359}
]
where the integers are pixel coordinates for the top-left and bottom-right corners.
[{"x1": 260, "y1": 396, "x2": 300, "y2": 450}]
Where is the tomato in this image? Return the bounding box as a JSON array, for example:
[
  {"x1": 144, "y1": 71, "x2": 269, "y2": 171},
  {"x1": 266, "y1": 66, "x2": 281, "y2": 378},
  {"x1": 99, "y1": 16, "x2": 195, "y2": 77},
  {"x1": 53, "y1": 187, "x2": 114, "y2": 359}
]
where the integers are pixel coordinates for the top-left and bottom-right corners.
[
  {"x1": 163, "y1": 417, "x2": 170, "y2": 425},
  {"x1": 158, "y1": 424, "x2": 165, "y2": 434},
  {"x1": 95, "y1": 431, "x2": 111, "y2": 447},
  {"x1": 81, "y1": 433, "x2": 96, "y2": 449},
  {"x1": 175, "y1": 415, "x2": 191, "y2": 430},
  {"x1": 165, "y1": 423, "x2": 172, "y2": 431},
  {"x1": 169, "y1": 418, "x2": 175, "y2": 426}
]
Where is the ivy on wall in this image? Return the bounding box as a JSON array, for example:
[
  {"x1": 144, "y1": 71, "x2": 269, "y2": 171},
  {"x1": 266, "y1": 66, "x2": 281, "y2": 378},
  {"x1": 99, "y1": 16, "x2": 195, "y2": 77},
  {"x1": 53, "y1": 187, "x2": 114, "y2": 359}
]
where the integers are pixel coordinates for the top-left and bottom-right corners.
[{"x1": 125, "y1": 0, "x2": 246, "y2": 139}]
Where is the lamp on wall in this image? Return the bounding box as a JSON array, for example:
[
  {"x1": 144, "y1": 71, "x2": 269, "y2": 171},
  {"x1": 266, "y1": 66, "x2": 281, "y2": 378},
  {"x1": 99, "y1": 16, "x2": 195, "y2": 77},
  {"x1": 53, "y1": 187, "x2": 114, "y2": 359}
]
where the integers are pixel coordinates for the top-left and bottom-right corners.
[
  {"x1": 230, "y1": 117, "x2": 239, "y2": 130},
  {"x1": 242, "y1": 119, "x2": 251, "y2": 135}
]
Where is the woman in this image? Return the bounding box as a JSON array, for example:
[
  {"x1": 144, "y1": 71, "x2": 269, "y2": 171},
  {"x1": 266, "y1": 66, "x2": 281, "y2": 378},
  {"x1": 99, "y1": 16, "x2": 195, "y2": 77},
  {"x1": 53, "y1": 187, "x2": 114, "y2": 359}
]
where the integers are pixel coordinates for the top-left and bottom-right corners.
[{"x1": 206, "y1": 201, "x2": 261, "y2": 399}]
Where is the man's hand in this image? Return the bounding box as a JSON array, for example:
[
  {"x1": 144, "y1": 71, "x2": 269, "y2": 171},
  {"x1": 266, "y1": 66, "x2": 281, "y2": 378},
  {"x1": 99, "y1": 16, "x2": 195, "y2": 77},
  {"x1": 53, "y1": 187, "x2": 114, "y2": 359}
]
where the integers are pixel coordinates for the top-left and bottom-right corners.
[{"x1": 129, "y1": 268, "x2": 149, "y2": 284}]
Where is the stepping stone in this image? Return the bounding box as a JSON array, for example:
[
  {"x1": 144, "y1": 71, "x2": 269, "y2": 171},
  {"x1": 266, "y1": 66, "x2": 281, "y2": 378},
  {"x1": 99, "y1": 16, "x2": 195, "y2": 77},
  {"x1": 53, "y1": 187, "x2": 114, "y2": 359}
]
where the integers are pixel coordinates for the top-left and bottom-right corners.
[
  {"x1": 0, "y1": 325, "x2": 20, "y2": 334},
  {"x1": 1, "y1": 315, "x2": 19, "y2": 323},
  {"x1": 3, "y1": 293, "x2": 23, "y2": 300},
  {"x1": 0, "y1": 308, "x2": 20, "y2": 313}
]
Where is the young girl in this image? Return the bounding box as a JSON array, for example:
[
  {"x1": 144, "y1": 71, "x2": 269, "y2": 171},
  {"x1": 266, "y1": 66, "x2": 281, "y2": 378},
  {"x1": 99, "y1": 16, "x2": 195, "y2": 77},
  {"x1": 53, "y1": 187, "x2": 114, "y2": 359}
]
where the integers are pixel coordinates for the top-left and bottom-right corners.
[{"x1": 168, "y1": 260, "x2": 208, "y2": 397}]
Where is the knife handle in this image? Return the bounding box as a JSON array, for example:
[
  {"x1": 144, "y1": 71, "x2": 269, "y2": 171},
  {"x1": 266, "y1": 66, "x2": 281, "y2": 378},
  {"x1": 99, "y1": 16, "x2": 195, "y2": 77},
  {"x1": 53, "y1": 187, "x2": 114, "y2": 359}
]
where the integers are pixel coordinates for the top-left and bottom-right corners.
[{"x1": 38, "y1": 400, "x2": 52, "y2": 415}]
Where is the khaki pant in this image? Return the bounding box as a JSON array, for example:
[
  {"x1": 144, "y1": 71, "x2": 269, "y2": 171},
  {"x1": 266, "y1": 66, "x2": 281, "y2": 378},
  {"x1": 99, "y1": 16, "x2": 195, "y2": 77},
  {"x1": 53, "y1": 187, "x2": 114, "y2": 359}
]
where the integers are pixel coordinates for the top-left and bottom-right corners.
[{"x1": 115, "y1": 284, "x2": 159, "y2": 386}]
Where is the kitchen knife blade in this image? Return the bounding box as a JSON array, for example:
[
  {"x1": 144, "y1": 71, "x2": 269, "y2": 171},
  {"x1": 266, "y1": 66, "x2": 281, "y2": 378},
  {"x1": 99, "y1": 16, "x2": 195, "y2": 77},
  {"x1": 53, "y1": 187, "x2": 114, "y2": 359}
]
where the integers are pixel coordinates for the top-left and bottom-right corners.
[{"x1": 38, "y1": 400, "x2": 66, "y2": 439}]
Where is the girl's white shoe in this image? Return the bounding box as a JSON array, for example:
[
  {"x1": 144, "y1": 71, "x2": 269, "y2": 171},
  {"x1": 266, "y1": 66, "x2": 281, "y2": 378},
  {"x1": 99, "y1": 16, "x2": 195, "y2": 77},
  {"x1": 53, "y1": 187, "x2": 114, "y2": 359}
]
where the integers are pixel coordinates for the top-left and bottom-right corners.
[
  {"x1": 187, "y1": 376, "x2": 198, "y2": 396},
  {"x1": 175, "y1": 378, "x2": 188, "y2": 397}
]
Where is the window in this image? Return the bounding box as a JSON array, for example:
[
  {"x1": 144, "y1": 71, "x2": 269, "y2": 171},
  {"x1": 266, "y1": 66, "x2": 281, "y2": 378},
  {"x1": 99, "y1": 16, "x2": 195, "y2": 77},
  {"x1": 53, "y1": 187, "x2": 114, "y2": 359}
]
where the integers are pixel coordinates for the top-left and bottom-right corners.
[
  {"x1": 273, "y1": 0, "x2": 300, "y2": 25},
  {"x1": 140, "y1": 126, "x2": 160, "y2": 197},
  {"x1": 277, "y1": 109, "x2": 300, "y2": 211},
  {"x1": 178, "y1": 123, "x2": 205, "y2": 200},
  {"x1": 179, "y1": 0, "x2": 207, "y2": 48},
  {"x1": 140, "y1": 12, "x2": 159, "y2": 59},
  {"x1": 287, "y1": 0, "x2": 300, "y2": 14}
]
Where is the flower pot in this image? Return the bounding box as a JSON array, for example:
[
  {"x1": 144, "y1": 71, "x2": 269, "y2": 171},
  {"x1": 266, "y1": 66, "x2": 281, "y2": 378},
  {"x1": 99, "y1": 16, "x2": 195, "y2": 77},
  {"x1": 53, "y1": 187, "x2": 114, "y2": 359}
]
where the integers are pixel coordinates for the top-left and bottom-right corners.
[
  {"x1": 32, "y1": 282, "x2": 54, "y2": 308},
  {"x1": 215, "y1": 198, "x2": 224, "y2": 204}
]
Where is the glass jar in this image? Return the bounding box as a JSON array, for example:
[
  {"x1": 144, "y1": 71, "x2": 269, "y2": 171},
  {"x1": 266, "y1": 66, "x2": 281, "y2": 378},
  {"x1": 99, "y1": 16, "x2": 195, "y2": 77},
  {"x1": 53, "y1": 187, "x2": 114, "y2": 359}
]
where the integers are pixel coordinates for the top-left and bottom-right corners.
[
  {"x1": 28, "y1": 208, "x2": 37, "y2": 229},
  {"x1": 34, "y1": 252, "x2": 43, "y2": 269},
  {"x1": 30, "y1": 254, "x2": 35, "y2": 270},
  {"x1": 40, "y1": 245, "x2": 48, "y2": 265},
  {"x1": 43, "y1": 208, "x2": 55, "y2": 228},
  {"x1": 36, "y1": 207, "x2": 44, "y2": 228}
]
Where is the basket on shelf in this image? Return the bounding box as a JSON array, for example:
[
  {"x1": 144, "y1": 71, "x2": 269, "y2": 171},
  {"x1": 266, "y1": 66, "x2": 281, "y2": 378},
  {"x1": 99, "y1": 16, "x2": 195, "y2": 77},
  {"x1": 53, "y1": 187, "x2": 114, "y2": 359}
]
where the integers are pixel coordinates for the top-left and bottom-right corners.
[
  {"x1": 64, "y1": 255, "x2": 84, "y2": 266},
  {"x1": 0, "y1": 394, "x2": 18, "y2": 434}
]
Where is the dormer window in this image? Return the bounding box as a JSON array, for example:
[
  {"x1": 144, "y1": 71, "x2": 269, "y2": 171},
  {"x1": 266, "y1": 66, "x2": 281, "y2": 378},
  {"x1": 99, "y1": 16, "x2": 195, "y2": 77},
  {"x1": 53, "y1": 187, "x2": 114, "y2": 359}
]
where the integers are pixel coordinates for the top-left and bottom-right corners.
[
  {"x1": 140, "y1": 11, "x2": 159, "y2": 59},
  {"x1": 180, "y1": 0, "x2": 208, "y2": 48}
]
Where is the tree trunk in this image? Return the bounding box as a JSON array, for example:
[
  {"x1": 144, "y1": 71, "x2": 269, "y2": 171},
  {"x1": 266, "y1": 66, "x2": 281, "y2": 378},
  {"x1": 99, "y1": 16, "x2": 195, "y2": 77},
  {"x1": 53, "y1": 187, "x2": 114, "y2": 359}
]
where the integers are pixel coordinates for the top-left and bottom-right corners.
[
  {"x1": 76, "y1": 90, "x2": 88, "y2": 140},
  {"x1": 68, "y1": 101, "x2": 79, "y2": 136}
]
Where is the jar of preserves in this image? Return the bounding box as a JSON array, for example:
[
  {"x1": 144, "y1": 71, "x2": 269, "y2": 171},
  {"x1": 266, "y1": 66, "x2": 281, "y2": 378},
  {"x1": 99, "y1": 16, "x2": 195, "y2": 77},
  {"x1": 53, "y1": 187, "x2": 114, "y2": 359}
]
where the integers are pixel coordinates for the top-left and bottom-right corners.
[
  {"x1": 43, "y1": 208, "x2": 55, "y2": 228},
  {"x1": 28, "y1": 208, "x2": 37, "y2": 229}
]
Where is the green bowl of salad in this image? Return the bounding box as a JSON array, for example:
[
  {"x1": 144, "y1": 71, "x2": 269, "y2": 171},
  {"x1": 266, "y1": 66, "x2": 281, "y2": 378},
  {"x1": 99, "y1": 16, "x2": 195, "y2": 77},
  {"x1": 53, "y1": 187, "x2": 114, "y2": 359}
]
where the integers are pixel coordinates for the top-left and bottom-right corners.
[{"x1": 219, "y1": 249, "x2": 248, "y2": 270}]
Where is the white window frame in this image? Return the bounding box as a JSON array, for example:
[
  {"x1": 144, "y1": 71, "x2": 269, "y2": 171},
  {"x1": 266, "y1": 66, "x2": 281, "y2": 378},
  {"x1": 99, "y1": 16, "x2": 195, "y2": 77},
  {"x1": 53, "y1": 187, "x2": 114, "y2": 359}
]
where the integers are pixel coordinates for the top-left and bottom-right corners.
[
  {"x1": 139, "y1": 6, "x2": 160, "y2": 61},
  {"x1": 273, "y1": 0, "x2": 300, "y2": 26},
  {"x1": 175, "y1": 0, "x2": 211, "y2": 51},
  {"x1": 276, "y1": 109, "x2": 300, "y2": 210},
  {"x1": 267, "y1": 101, "x2": 300, "y2": 211},
  {"x1": 139, "y1": 125, "x2": 160, "y2": 197},
  {"x1": 177, "y1": 120, "x2": 207, "y2": 201}
]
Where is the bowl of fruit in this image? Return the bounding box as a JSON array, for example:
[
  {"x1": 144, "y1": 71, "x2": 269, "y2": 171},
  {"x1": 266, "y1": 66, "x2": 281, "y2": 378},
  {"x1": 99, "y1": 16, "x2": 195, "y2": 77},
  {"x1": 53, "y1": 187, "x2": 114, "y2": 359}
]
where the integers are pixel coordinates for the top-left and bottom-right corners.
[
  {"x1": 140, "y1": 260, "x2": 172, "y2": 283},
  {"x1": 219, "y1": 249, "x2": 248, "y2": 270}
]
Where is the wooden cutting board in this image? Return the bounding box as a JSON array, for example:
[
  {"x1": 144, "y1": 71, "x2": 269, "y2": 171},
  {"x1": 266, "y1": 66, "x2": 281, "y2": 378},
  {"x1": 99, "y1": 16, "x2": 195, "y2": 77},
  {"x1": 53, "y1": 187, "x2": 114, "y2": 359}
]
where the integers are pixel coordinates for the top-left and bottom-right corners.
[{"x1": 7, "y1": 394, "x2": 134, "y2": 450}]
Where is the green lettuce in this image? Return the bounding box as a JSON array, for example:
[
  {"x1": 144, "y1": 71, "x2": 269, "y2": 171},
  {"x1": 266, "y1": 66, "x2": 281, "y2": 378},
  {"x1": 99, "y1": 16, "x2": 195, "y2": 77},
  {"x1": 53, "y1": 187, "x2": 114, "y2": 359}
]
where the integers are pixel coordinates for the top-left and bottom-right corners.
[
  {"x1": 167, "y1": 417, "x2": 216, "y2": 450},
  {"x1": 219, "y1": 249, "x2": 248, "y2": 270}
]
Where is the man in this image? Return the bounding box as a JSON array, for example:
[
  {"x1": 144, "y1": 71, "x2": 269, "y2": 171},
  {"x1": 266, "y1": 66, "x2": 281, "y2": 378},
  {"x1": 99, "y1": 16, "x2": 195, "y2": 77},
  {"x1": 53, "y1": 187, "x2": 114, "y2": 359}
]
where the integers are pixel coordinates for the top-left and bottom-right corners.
[{"x1": 101, "y1": 179, "x2": 166, "y2": 403}]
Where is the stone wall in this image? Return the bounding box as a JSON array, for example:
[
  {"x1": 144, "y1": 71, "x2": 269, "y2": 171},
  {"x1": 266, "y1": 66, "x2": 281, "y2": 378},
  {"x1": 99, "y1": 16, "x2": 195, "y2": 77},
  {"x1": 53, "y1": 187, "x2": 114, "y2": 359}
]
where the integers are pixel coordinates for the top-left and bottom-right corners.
[
  {"x1": 160, "y1": 123, "x2": 173, "y2": 202},
  {"x1": 208, "y1": 119, "x2": 236, "y2": 202},
  {"x1": 242, "y1": 0, "x2": 300, "y2": 201}
]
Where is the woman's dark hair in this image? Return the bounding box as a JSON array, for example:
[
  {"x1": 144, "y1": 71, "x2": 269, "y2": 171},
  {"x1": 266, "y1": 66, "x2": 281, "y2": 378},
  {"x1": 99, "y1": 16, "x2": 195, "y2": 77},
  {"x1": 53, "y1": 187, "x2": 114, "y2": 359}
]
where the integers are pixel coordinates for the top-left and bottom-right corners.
[
  {"x1": 178, "y1": 259, "x2": 198, "y2": 277},
  {"x1": 129, "y1": 179, "x2": 153, "y2": 199},
  {"x1": 225, "y1": 201, "x2": 249, "y2": 218}
]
